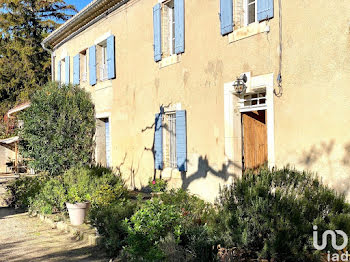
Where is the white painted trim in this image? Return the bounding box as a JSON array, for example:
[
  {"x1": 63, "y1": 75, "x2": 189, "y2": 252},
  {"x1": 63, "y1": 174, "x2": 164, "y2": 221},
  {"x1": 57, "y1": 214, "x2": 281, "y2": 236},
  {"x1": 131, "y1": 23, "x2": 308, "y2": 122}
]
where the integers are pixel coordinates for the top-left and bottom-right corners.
[
  {"x1": 239, "y1": 105, "x2": 267, "y2": 113},
  {"x1": 94, "y1": 31, "x2": 112, "y2": 45},
  {"x1": 223, "y1": 73, "x2": 275, "y2": 170},
  {"x1": 96, "y1": 112, "x2": 111, "y2": 119}
]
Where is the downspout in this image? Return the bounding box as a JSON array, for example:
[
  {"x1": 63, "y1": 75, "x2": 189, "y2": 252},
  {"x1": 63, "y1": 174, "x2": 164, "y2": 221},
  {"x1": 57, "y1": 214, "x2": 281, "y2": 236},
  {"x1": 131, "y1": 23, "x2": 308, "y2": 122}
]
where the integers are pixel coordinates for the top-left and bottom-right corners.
[{"x1": 41, "y1": 42, "x2": 55, "y2": 82}]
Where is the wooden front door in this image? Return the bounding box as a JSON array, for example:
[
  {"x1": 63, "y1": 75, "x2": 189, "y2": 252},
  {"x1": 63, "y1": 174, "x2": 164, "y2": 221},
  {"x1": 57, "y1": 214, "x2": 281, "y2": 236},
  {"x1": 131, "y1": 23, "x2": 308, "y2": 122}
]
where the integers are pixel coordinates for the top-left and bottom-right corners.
[{"x1": 242, "y1": 110, "x2": 268, "y2": 171}]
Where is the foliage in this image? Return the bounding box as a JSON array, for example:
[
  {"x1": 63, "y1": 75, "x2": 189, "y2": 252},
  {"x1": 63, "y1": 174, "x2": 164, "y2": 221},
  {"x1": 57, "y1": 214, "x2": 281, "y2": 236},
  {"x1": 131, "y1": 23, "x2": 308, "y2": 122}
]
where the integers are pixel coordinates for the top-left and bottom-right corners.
[
  {"x1": 27, "y1": 166, "x2": 128, "y2": 216},
  {"x1": 124, "y1": 189, "x2": 217, "y2": 261},
  {"x1": 214, "y1": 167, "x2": 350, "y2": 262},
  {"x1": 20, "y1": 83, "x2": 95, "y2": 175},
  {"x1": 148, "y1": 178, "x2": 168, "y2": 193},
  {"x1": 0, "y1": 0, "x2": 76, "y2": 117},
  {"x1": 89, "y1": 201, "x2": 136, "y2": 257},
  {"x1": 125, "y1": 198, "x2": 183, "y2": 261},
  {"x1": 6, "y1": 174, "x2": 48, "y2": 209},
  {"x1": 30, "y1": 176, "x2": 67, "y2": 214}
]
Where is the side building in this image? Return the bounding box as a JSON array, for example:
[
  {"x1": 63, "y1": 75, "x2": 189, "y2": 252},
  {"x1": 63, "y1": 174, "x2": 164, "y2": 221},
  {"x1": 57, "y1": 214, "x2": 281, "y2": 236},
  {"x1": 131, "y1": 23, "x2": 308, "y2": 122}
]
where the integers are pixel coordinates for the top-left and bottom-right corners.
[{"x1": 42, "y1": 0, "x2": 350, "y2": 201}]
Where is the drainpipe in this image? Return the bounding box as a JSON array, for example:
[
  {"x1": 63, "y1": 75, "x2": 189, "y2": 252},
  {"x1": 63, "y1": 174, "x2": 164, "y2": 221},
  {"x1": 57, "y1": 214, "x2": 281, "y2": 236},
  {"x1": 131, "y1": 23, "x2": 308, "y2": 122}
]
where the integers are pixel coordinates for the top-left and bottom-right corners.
[{"x1": 41, "y1": 42, "x2": 55, "y2": 82}]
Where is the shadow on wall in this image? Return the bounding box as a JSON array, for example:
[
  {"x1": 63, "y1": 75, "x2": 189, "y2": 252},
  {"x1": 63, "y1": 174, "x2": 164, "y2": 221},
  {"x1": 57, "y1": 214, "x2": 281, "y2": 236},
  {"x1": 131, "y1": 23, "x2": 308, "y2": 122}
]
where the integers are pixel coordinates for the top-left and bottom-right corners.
[
  {"x1": 180, "y1": 156, "x2": 240, "y2": 191},
  {"x1": 299, "y1": 139, "x2": 350, "y2": 195}
]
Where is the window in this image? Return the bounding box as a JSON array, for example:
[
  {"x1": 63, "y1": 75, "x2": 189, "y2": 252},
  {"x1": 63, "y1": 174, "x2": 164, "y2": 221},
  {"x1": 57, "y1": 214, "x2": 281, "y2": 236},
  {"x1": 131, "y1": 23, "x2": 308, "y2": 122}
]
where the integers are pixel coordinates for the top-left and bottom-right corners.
[
  {"x1": 60, "y1": 59, "x2": 65, "y2": 84},
  {"x1": 246, "y1": 0, "x2": 256, "y2": 25},
  {"x1": 239, "y1": 91, "x2": 266, "y2": 111},
  {"x1": 163, "y1": 112, "x2": 177, "y2": 168},
  {"x1": 162, "y1": 0, "x2": 175, "y2": 57},
  {"x1": 99, "y1": 43, "x2": 108, "y2": 81},
  {"x1": 80, "y1": 50, "x2": 87, "y2": 82}
]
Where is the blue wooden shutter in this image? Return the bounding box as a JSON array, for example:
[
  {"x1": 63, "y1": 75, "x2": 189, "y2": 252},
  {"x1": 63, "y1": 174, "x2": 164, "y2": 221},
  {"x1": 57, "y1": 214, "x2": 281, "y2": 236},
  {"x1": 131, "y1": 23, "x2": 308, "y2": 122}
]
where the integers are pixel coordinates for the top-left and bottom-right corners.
[
  {"x1": 154, "y1": 113, "x2": 163, "y2": 170},
  {"x1": 73, "y1": 54, "x2": 80, "y2": 85},
  {"x1": 220, "y1": 0, "x2": 233, "y2": 35},
  {"x1": 89, "y1": 45, "x2": 97, "y2": 86},
  {"x1": 153, "y1": 3, "x2": 162, "y2": 62},
  {"x1": 57, "y1": 61, "x2": 61, "y2": 82},
  {"x1": 65, "y1": 56, "x2": 70, "y2": 84},
  {"x1": 107, "y1": 35, "x2": 116, "y2": 79},
  {"x1": 174, "y1": 0, "x2": 185, "y2": 54},
  {"x1": 105, "y1": 120, "x2": 111, "y2": 167},
  {"x1": 176, "y1": 110, "x2": 187, "y2": 172},
  {"x1": 257, "y1": 0, "x2": 274, "y2": 22}
]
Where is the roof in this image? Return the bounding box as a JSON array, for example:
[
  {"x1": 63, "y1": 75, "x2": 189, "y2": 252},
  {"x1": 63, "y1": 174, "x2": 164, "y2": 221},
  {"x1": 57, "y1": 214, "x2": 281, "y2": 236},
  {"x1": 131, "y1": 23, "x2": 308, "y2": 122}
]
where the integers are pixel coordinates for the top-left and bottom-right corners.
[
  {"x1": 7, "y1": 102, "x2": 31, "y2": 118},
  {"x1": 0, "y1": 136, "x2": 19, "y2": 145},
  {"x1": 42, "y1": 0, "x2": 127, "y2": 49}
]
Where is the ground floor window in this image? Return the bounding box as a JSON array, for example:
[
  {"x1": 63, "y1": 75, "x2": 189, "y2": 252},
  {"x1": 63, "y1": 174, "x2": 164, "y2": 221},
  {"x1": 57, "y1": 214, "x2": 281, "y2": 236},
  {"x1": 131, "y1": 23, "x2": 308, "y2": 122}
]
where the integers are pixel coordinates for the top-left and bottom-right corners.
[
  {"x1": 163, "y1": 112, "x2": 177, "y2": 168},
  {"x1": 95, "y1": 117, "x2": 111, "y2": 167}
]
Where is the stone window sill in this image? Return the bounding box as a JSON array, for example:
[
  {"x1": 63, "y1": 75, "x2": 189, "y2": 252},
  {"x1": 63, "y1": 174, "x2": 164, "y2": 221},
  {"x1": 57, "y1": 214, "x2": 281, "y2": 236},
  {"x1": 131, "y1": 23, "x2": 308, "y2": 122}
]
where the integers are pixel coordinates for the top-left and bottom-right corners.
[
  {"x1": 228, "y1": 21, "x2": 270, "y2": 43},
  {"x1": 159, "y1": 54, "x2": 180, "y2": 68}
]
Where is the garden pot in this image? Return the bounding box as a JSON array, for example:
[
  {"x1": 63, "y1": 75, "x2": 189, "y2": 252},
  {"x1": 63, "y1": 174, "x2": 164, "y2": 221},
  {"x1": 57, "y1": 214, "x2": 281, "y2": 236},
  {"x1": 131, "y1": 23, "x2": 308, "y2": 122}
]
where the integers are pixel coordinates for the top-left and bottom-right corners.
[{"x1": 66, "y1": 202, "x2": 90, "y2": 226}]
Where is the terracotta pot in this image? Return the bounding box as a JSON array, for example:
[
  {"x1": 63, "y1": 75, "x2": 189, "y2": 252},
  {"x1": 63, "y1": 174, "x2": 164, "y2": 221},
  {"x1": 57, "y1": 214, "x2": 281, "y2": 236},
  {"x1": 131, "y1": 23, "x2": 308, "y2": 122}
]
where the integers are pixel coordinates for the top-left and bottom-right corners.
[{"x1": 66, "y1": 202, "x2": 90, "y2": 226}]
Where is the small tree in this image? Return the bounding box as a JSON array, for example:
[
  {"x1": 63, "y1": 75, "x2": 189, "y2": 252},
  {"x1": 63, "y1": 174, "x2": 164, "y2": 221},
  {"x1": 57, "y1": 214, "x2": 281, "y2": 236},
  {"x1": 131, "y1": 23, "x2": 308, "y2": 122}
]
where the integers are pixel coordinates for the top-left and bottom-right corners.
[{"x1": 20, "y1": 82, "x2": 95, "y2": 175}]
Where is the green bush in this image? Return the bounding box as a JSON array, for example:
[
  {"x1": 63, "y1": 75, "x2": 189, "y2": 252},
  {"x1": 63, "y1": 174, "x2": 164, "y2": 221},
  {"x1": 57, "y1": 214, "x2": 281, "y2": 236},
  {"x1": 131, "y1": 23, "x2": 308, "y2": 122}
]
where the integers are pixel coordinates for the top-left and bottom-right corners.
[
  {"x1": 7, "y1": 174, "x2": 48, "y2": 209},
  {"x1": 29, "y1": 166, "x2": 128, "y2": 215},
  {"x1": 148, "y1": 178, "x2": 167, "y2": 192},
  {"x1": 19, "y1": 82, "x2": 95, "y2": 175},
  {"x1": 124, "y1": 189, "x2": 217, "y2": 261},
  {"x1": 30, "y1": 176, "x2": 67, "y2": 214},
  {"x1": 214, "y1": 167, "x2": 350, "y2": 262},
  {"x1": 89, "y1": 201, "x2": 136, "y2": 257}
]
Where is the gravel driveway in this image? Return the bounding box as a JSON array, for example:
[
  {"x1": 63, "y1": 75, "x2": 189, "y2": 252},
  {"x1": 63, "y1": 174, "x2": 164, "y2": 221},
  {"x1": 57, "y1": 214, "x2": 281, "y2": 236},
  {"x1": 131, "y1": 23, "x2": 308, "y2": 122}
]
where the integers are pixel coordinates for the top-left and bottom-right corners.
[{"x1": 0, "y1": 179, "x2": 108, "y2": 262}]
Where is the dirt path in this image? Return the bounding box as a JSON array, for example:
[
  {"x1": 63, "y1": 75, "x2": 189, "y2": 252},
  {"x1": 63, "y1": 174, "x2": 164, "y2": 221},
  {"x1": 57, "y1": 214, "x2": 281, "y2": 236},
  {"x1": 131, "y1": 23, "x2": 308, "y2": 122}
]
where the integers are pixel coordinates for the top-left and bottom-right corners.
[{"x1": 0, "y1": 179, "x2": 108, "y2": 262}]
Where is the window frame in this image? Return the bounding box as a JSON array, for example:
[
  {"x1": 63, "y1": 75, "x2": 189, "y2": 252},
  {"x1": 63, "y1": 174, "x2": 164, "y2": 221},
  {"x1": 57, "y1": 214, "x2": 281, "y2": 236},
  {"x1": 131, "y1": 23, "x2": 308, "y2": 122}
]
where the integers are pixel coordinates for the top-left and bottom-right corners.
[
  {"x1": 80, "y1": 49, "x2": 88, "y2": 82},
  {"x1": 244, "y1": 0, "x2": 258, "y2": 26},
  {"x1": 162, "y1": 0, "x2": 175, "y2": 58},
  {"x1": 98, "y1": 41, "x2": 108, "y2": 82},
  {"x1": 163, "y1": 111, "x2": 177, "y2": 169}
]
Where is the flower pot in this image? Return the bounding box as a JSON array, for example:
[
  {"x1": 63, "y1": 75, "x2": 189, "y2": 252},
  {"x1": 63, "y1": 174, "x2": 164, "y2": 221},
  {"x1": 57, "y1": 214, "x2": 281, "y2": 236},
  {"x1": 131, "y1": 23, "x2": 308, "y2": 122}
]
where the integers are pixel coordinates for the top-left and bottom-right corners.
[{"x1": 66, "y1": 202, "x2": 90, "y2": 226}]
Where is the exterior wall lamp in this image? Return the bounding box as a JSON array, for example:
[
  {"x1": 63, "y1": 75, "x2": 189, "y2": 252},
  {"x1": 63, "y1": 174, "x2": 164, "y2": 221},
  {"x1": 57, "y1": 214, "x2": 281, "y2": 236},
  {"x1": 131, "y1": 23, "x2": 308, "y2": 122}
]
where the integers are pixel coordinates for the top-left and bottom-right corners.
[{"x1": 233, "y1": 73, "x2": 248, "y2": 95}]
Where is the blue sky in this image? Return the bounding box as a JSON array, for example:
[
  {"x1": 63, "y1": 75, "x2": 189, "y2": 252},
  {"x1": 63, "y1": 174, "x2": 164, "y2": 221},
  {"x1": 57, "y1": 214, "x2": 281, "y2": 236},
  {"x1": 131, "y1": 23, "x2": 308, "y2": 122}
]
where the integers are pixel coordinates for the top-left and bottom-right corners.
[{"x1": 66, "y1": 0, "x2": 92, "y2": 12}]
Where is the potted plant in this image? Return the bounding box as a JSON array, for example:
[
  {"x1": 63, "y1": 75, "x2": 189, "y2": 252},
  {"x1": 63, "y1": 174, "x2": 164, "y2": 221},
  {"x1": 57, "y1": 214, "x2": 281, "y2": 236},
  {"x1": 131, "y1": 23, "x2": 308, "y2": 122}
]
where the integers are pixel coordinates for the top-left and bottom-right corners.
[
  {"x1": 65, "y1": 184, "x2": 91, "y2": 226},
  {"x1": 148, "y1": 178, "x2": 167, "y2": 196}
]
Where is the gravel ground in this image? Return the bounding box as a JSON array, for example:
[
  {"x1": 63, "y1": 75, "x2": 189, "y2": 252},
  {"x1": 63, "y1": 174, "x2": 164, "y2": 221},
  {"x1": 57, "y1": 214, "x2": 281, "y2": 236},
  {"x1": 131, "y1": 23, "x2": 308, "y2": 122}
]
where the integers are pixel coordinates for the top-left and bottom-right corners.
[{"x1": 0, "y1": 179, "x2": 108, "y2": 262}]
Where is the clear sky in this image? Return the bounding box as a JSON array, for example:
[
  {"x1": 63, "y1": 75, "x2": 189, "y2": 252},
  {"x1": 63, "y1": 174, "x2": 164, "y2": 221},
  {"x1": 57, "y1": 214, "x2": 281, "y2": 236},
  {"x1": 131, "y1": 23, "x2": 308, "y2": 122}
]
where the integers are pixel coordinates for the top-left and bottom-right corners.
[{"x1": 66, "y1": 0, "x2": 92, "y2": 12}]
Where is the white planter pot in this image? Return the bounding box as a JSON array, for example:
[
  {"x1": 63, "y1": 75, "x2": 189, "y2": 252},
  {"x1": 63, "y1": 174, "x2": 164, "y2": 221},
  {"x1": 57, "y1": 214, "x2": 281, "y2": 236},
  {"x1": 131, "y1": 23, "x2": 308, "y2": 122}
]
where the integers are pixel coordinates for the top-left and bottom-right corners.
[{"x1": 66, "y1": 202, "x2": 90, "y2": 226}]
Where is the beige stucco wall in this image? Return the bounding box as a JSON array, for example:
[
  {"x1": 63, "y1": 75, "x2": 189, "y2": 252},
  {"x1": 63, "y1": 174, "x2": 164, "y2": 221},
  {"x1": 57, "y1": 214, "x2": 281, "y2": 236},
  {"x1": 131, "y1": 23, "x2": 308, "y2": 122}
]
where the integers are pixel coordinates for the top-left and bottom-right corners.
[
  {"x1": 0, "y1": 146, "x2": 15, "y2": 173},
  {"x1": 52, "y1": 0, "x2": 350, "y2": 201}
]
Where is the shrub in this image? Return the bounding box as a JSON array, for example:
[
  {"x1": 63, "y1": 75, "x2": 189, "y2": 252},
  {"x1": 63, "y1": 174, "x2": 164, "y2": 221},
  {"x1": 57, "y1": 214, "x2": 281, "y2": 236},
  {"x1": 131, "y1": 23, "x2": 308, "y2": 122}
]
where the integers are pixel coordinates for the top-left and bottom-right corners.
[
  {"x1": 7, "y1": 174, "x2": 48, "y2": 209},
  {"x1": 19, "y1": 82, "x2": 95, "y2": 175},
  {"x1": 215, "y1": 167, "x2": 350, "y2": 262},
  {"x1": 125, "y1": 198, "x2": 183, "y2": 261},
  {"x1": 30, "y1": 176, "x2": 67, "y2": 214},
  {"x1": 89, "y1": 201, "x2": 136, "y2": 257},
  {"x1": 124, "y1": 189, "x2": 217, "y2": 261},
  {"x1": 148, "y1": 178, "x2": 167, "y2": 192}
]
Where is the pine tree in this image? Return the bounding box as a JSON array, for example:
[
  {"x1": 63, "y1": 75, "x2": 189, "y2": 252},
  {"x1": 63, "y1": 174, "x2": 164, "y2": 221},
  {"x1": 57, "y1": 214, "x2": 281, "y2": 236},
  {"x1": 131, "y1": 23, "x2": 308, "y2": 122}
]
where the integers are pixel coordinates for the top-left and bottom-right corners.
[{"x1": 0, "y1": 0, "x2": 77, "y2": 116}]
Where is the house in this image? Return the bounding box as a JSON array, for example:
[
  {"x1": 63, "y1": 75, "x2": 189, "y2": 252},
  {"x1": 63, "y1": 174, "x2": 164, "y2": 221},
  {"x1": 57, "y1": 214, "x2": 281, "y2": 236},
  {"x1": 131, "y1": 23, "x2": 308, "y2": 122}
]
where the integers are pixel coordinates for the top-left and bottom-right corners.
[
  {"x1": 42, "y1": 0, "x2": 350, "y2": 202},
  {"x1": 0, "y1": 102, "x2": 31, "y2": 174}
]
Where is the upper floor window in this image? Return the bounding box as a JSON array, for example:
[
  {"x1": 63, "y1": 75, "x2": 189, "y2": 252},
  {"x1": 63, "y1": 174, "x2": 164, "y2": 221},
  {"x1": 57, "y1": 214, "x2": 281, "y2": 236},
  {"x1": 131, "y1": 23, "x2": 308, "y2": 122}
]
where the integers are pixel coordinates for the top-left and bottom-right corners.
[
  {"x1": 247, "y1": 0, "x2": 256, "y2": 25},
  {"x1": 80, "y1": 50, "x2": 87, "y2": 82},
  {"x1": 88, "y1": 35, "x2": 115, "y2": 86},
  {"x1": 99, "y1": 42, "x2": 108, "y2": 81},
  {"x1": 162, "y1": 0, "x2": 175, "y2": 57},
  {"x1": 220, "y1": 0, "x2": 273, "y2": 36},
  {"x1": 153, "y1": 0, "x2": 184, "y2": 63}
]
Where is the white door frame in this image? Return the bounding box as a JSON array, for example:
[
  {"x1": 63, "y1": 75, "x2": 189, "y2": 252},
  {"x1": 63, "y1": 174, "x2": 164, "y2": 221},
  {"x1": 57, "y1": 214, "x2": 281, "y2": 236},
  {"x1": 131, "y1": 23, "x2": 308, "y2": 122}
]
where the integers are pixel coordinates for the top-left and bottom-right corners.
[{"x1": 224, "y1": 73, "x2": 275, "y2": 174}]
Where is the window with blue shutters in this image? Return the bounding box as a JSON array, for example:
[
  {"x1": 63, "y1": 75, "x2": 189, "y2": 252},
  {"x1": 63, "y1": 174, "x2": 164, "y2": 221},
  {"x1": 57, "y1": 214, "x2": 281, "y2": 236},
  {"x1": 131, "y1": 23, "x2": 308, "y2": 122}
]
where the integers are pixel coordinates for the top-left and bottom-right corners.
[
  {"x1": 153, "y1": 0, "x2": 185, "y2": 62},
  {"x1": 221, "y1": 0, "x2": 274, "y2": 36},
  {"x1": 155, "y1": 109, "x2": 187, "y2": 172}
]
